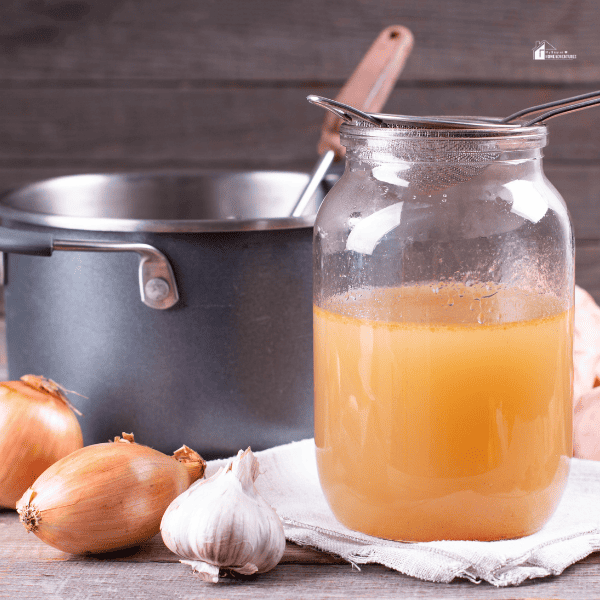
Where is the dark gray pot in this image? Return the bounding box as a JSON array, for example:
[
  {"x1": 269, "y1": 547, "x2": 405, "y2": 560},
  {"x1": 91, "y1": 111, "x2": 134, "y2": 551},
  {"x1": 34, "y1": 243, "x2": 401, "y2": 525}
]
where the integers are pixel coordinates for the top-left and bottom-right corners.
[{"x1": 0, "y1": 170, "x2": 333, "y2": 458}]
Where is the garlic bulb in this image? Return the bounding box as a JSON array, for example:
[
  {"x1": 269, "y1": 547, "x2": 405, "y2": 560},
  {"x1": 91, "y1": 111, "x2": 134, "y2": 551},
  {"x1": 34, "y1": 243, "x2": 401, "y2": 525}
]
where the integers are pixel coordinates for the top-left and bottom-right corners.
[
  {"x1": 160, "y1": 447, "x2": 286, "y2": 582},
  {"x1": 0, "y1": 375, "x2": 83, "y2": 508},
  {"x1": 16, "y1": 432, "x2": 206, "y2": 554}
]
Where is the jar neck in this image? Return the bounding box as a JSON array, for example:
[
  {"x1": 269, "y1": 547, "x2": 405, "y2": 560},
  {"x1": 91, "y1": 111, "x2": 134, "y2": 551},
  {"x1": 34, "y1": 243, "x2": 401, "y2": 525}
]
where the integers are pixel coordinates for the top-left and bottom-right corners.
[
  {"x1": 344, "y1": 146, "x2": 545, "y2": 165},
  {"x1": 340, "y1": 124, "x2": 548, "y2": 166},
  {"x1": 341, "y1": 133, "x2": 547, "y2": 194}
]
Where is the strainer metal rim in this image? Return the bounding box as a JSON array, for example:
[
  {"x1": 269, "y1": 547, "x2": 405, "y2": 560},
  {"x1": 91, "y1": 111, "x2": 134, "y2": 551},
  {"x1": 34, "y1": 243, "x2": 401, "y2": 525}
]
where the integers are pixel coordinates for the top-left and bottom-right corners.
[{"x1": 340, "y1": 116, "x2": 548, "y2": 138}]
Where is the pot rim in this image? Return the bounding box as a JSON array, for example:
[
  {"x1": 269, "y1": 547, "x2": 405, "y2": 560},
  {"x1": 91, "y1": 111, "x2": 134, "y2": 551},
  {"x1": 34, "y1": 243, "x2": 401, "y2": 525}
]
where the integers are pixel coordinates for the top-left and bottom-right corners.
[{"x1": 0, "y1": 170, "x2": 327, "y2": 233}]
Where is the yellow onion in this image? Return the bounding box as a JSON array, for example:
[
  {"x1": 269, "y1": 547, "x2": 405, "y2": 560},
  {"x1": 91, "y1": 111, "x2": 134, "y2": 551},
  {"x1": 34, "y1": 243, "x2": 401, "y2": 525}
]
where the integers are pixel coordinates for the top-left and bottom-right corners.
[
  {"x1": 16, "y1": 432, "x2": 206, "y2": 554},
  {"x1": 0, "y1": 375, "x2": 83, "y2": 509}
]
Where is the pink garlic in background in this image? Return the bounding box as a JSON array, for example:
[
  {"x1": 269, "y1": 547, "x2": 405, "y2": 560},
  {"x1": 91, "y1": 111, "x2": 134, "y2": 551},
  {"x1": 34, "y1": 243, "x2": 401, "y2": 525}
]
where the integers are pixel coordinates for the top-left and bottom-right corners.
[{"x1": 573, "y1": 285, "x2": 600, "y2": 459}]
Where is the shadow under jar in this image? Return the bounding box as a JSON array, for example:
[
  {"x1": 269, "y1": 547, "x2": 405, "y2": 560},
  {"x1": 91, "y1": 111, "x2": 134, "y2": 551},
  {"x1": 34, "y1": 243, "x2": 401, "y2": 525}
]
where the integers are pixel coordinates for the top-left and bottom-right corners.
[{"x1": 313, "y1": 120, "x2": 574, "y2": 542}]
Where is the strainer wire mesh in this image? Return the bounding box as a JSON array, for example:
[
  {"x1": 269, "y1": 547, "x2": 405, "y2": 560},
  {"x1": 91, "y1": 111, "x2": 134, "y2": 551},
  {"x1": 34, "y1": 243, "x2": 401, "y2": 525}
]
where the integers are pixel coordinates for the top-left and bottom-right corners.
[{"x1": 340, "y1": 120, "x2": 544, "y2": 192}]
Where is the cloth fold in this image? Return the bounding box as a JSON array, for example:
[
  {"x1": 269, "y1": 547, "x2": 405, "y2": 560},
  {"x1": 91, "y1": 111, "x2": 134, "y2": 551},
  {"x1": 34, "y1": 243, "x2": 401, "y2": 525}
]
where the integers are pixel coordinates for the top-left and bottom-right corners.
[{"x1": 206, "y1": 440, "x2": 600, "y2": 587}]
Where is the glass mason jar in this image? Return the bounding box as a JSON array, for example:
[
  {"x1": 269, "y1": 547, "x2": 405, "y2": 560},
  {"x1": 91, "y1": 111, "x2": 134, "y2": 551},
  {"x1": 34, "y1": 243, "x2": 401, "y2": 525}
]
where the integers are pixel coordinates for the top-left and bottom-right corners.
[{"x1": 313, "y1": 120, "x2": 574, "y2": 542}]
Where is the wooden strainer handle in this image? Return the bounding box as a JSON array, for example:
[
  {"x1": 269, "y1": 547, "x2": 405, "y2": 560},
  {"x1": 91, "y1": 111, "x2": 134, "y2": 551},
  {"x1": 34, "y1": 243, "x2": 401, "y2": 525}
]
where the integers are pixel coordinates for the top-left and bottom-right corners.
[{"x1": 317, "y1": 25, "x2": 414, "y2": 158}]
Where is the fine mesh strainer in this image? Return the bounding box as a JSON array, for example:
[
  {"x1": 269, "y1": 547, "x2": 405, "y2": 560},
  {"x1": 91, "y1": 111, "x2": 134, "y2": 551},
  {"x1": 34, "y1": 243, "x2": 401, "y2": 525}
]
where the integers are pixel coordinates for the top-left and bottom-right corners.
[{"x1": 307, "y1": 91, "x2": 600, "y2": 192}]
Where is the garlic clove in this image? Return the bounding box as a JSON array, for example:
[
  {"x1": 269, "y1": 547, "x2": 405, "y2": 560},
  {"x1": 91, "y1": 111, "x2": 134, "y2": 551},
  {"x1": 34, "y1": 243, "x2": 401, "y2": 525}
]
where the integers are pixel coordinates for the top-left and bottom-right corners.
[
  {"x1": 160, "y1": 447, "x2": 286, "y2": 582},
  {"x1": 181, "y1": 560, "x2": 221, "y2": 583}
]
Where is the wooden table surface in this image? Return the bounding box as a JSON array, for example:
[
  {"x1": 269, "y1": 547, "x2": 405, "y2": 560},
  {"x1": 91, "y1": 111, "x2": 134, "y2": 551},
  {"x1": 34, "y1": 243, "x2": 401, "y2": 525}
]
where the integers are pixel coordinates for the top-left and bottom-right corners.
[
  {"x1": 1, "y1": 510, "x2": 600, "y2": 600},
  {"x1": 1, "y1": 321, "x2": 600, "y2": 599}
]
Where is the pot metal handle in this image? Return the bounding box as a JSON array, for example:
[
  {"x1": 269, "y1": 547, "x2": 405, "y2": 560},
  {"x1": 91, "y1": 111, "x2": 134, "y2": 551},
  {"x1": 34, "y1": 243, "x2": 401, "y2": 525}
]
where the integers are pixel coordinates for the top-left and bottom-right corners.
[{"x1": 0, "y1": 226, "x2": 179, "y2": 310}]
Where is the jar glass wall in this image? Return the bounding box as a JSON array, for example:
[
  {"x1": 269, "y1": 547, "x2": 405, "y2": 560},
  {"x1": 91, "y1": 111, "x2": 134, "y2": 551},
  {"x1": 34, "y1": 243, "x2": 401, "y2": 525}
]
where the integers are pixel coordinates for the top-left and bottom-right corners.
[{"x1": 313, "y1": 123, "x2": 574, "y2": 542}]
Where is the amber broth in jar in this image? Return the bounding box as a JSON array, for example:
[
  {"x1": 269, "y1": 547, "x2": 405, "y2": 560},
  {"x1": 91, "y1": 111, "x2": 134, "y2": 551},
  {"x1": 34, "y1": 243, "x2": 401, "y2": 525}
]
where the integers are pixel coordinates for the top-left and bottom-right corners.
[{"x1": 314, "y1": 284, "x2": 572, "y2": 541}]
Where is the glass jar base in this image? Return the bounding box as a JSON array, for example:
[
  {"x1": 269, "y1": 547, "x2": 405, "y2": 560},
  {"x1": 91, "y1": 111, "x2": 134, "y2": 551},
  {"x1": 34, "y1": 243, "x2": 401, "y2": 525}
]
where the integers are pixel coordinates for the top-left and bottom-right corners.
[{"x1": 318, "y1": 457, "x2": 571, "y2": 543}]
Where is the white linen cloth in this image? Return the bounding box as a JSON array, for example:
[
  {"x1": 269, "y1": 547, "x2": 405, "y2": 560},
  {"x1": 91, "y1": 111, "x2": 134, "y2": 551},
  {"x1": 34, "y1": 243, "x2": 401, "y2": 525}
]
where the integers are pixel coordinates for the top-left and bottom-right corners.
[{"x1": 205, "y1": 440, "x2": 600, "y2": 587}]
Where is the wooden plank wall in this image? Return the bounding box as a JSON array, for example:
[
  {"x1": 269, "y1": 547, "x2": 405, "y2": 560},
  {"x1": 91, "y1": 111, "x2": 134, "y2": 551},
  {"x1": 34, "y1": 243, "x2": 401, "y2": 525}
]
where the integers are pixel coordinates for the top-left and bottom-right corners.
[{"x1": 0, "y1": 0, "x2": 599, "y2": 304}]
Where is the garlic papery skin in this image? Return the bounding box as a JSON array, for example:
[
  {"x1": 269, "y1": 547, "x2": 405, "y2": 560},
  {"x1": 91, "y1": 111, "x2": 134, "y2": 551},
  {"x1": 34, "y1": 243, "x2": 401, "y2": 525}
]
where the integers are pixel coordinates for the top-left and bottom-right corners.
[
  {"x1": 16, "y1": 433, "x2": 206, "y2": 554},
  {"x1": 160, "y1": 447, "x2": 286, "y2": 583}
]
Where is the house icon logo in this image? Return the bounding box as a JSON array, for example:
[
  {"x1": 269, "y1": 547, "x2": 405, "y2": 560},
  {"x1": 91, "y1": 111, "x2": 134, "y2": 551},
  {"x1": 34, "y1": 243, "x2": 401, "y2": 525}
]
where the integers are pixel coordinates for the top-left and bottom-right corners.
[
  {"x1": 533, "y1": 40, "x2": 576, "y2": 61},
  {"x1": 533, "y1": 40, "x2": 556, "y2": 60}
]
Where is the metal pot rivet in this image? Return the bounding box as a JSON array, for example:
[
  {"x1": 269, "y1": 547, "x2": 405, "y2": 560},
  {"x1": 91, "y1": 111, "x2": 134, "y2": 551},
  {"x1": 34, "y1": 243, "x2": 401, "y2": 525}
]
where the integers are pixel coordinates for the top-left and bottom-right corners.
[{"x1": 145, "y1": 277, "x2": 170, "y2": 302}]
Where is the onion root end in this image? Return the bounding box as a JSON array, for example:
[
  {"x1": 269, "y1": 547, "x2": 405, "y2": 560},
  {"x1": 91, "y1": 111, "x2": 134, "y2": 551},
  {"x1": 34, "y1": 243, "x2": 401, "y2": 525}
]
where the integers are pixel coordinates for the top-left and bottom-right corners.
[{"x1": 17, "y1": 502, "x2": 41, "y2": 532}]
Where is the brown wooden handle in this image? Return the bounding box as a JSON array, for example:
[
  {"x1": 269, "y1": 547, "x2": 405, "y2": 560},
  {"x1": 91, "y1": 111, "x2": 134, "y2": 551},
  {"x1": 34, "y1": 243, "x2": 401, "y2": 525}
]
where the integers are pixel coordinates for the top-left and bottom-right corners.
[{"x1": 317, "y1": 25, "x2": 414, "y2": 158}]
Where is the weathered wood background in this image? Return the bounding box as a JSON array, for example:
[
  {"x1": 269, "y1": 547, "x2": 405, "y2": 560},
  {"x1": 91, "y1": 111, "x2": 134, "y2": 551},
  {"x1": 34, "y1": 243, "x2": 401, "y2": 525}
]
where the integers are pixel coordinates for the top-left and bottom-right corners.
[{"x1": 0, "y1": 0, "x2": 599, "y2": 302}]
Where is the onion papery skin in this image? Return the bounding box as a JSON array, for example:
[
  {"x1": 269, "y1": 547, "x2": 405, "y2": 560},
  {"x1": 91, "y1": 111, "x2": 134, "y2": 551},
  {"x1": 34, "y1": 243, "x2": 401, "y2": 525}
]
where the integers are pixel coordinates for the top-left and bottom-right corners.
[
  {"x1": 0, "y1": 379, "x2": 83, "y2": 509},
  {"x1": 16, "y1": 439, "x2": 205, "y2": 554}
]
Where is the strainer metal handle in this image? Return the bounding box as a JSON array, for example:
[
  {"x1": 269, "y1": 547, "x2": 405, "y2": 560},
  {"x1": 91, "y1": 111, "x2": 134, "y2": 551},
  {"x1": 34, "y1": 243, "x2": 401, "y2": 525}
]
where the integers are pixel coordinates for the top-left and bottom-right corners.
[
  {"x1": 307, "y1": 95, "x2": 388, "y2": 128},
  {"x1": 503, "y1": 89, "x2": 600, "y2": 123},
  {"x1": 521, "y1": 94, "x2": 600, "y2": 126}
]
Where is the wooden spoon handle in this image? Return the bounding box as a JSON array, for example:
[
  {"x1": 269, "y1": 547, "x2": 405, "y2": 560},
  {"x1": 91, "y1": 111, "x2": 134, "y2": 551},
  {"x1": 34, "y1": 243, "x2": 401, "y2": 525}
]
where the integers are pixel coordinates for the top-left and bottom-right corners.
[{"x1": 317, "y1": 25, "x2": 414, "y2": 158}]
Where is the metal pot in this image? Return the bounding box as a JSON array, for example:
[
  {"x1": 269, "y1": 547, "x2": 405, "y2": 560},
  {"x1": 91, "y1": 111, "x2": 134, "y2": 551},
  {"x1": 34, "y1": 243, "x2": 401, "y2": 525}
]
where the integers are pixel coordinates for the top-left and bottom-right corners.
[
  {"x1": 0, "y1": 26, "x2": 413, "y2": 457},
  {"x1": 0, "y1": 170, "x2": 334, "y2": 458}
]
